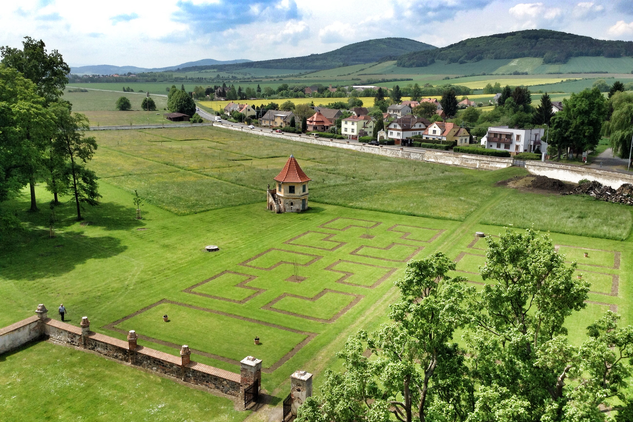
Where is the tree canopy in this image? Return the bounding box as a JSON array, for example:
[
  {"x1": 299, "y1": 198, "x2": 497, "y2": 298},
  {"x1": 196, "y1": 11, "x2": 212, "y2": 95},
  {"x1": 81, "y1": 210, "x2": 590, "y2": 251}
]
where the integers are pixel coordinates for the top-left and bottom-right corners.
[
  {"x1": 168, "y1": 90, "x2": 196, "y2": 116},
  {"x1": 440, "y1": 89, "x2": 458, "y2": 118},
  {"x1": 299, "y1": 228, "x2": 633, "y2": 422}
]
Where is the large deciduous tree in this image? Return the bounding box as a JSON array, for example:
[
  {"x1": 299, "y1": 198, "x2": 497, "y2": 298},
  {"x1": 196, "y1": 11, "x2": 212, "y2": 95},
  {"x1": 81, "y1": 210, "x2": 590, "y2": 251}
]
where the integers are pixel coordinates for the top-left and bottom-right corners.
[
  {"x1": 1, "y1": 37, "x2": 70, "y2": 211},
  {"x1": 168, "y1": 90, "x2": 196, "y2": 116},
  {"x1": 413, "y1": 102, "x2": 437, "y2": 119},
  {"x1": 0, "y1": 66, "x2": 54, "y2": 206},
  {"x1": 297, "y1": 253, "x2": 473, "y2": 422},
  {"x1": 50, "y1": 103, "x2": 100, "y2": 220},
  {"x1": 548, "y1": 87, "x2": 607, "y2": 157},
  {"x1": 603, "y1": 91, "x2": 633, "y2": 162}
]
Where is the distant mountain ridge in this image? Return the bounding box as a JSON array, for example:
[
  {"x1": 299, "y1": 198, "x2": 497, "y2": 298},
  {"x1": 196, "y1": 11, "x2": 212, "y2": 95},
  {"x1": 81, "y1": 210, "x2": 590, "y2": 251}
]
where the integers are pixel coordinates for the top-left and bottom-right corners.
[
  {"x1": 70, "y1": 58, "x2": 251, "y2": 75},
  {"x1": 178, "y1": 38, "x2": 436, "y2": 72},
  {"x1": 397, "y1": 29, "x2": 633, "y2": 67}
]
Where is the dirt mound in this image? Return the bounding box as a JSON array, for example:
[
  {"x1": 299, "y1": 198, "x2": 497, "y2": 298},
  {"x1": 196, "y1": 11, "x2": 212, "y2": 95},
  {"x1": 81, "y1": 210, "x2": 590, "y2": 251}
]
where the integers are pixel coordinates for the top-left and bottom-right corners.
[
  {"x1": 530, "y1": 176, "x2": 570, "y2": 192},
  {"x1": 563, "y1": 181, "x2": 633, "y2": 205}
]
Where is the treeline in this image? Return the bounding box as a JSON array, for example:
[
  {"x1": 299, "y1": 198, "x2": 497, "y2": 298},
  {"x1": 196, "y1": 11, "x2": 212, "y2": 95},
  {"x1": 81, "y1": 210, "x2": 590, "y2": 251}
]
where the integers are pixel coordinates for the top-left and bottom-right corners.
[{"x1": 397, "y1": 29, "x2": 633, "y2": 67}]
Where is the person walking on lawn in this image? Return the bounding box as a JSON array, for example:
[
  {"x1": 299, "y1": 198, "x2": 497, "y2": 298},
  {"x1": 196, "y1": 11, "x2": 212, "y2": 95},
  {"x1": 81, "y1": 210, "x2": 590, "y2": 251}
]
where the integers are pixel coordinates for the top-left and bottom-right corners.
[{"x1": 58, "y1": 304, "x2": 66, "y2": 322}]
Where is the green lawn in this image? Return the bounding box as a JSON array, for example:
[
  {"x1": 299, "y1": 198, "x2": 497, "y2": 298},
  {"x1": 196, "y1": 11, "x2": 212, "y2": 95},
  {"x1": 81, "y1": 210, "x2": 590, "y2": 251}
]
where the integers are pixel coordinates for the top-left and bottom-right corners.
[
  {"x1": 0, "y1": 342, "x2": 246, "y2": 422},
  {"x1": 1, "y1": 124, "x2": 633, "y2": 419}
]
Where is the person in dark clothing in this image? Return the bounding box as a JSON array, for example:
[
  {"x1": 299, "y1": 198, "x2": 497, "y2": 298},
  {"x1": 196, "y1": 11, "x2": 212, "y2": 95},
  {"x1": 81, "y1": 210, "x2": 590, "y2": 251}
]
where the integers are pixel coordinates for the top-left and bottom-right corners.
[{"x1": 58, "y1": 304, "x2": 66, "y2": 321}]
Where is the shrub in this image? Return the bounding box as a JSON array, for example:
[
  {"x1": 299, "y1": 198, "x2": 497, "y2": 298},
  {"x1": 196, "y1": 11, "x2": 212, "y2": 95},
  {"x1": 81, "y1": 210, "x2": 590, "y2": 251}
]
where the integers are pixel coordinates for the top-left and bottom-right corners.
[
  {"x1": 417, "y1": 139, "x2": 456, "y2": 147},
  {"x1": 579, "y1": 179, "x2": 591, "y2": 185},
  {"x1": 282, "y1": 126, "x2": 298, "y2": 133},
  {"x1": 420, "y1": 143, "x2": 452, "y2": 150},
  {"x1": 310, "y1": 132, "x2": 345, "y2": 139},
  {"x1": 359, "y1": 136, "x2": 373, "y2": 143},
  {"x1": 116, "y1": 97, "x2": 131, "y2": 111},
  {"x1": 190, "y1": 113, "x2": 203, "y2": 123},
  {"x1": 141, "y1": 97, "x2": 157, "y2": 111},
  {"x1": 514, "y1": 152, "x2": 541, "y2": 160},
  {"x1": 412, "y1": 141, "x2": 422, "y2": 147},
  {"x1": 454, "y1": 146, "x2": 511, "y2": 157},
  {"x1": 379, "y1": 139, "x2": 395, "y2": 145}
]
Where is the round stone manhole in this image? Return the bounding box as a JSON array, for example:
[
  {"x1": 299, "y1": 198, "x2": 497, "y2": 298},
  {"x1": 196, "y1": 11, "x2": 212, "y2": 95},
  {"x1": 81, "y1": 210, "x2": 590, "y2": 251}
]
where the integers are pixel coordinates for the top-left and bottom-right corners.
[{"x1": 205, "y1": 245, "x2": 220, "y2": 252}]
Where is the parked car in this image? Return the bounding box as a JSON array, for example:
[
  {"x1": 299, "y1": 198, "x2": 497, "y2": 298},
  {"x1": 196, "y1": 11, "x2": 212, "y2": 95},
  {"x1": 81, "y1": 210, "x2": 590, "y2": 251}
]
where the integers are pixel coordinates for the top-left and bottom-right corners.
[
  {"x1": 274, "y1": 129, "x2": 282, "y2": 133},
  {"x1": 248, "y1": 125, "x2": 255, "y2": 129},
  {"x1": 369, "y1": 140, "x2": 379, "y2": 146}
]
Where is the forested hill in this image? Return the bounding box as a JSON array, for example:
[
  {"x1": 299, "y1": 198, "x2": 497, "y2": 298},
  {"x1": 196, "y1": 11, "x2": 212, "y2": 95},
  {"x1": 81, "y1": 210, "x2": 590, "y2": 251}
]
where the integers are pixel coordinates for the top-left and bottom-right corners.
[
  {"x1": 180, "y1": 38, "x2": 435, "y2": 72},
  {"x1": 396, "y1": 30, "x2": 633, "y2": 67}
]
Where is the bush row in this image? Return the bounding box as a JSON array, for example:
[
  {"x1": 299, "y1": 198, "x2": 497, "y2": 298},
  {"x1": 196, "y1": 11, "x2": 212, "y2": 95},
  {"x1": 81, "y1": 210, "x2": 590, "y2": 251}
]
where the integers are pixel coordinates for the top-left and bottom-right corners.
[
  {"x1": 311, "y1": 132, "x2": 346, "y2": 139},
  {"x1": 359, "y1": 136, "x2": 374, "y2": 142},
  {"x1": 453, "y1": 146, "x2": 511, "y2": 157},
  {"x1": 418, "y1": 143, "x2": 452, "y2": 150}
]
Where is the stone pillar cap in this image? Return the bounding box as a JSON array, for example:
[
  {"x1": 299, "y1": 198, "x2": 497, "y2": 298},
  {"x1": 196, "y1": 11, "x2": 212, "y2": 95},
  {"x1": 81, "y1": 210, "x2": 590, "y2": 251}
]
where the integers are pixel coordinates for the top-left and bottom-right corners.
[
  {"x1": 80, "y1": 316, "x2": 90, "y2": 327},
  {"x1": 240, "y1": 356, "x2": 262, "y2": 366},
  {"x1": 127, "y1": 330, "x2": 138, "y2": 340},
  {"x1": 36, "y1": 304, "x2": 48, "y2": 313},
  {"x1": 291, "y1": 370, "x2": 313, "y2": 381},
  {"x1": 180, "y1": 345, "x2": 191, "y2": 356}
]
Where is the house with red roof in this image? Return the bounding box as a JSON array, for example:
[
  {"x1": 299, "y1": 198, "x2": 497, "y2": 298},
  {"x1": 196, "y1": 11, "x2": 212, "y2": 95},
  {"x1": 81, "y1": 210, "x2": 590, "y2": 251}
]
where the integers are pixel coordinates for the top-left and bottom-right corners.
[
  {"x1": 267, "y1": 155, "x2": 311, "y2": 213},
  {"x1": 306, "y1": 112, "x2": 333, "y2": 132},
  {"x1": 423, "y1": 122, "x2": 470, "y2": 145},
  {"x1": 458, "y1": 98, "x2": 476, "y2": 108}
]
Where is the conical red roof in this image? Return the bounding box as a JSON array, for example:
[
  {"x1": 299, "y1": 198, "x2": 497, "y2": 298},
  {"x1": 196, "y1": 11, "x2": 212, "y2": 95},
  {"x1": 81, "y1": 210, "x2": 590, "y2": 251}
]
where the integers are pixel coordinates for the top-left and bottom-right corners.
[{"x1": 274, "y1": 155, "x2": 311, "y2": 183}]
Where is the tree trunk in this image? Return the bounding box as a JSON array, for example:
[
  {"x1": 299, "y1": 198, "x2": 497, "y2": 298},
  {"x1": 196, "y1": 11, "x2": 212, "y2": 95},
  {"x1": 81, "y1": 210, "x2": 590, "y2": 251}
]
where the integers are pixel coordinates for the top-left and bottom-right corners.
[
  {"x1": 29, "y1": 179, "x2": 38, "y2": 212},
  {"x1": 54, "y1": 191, "x2": 59, "y2": 205},
  {"x1": 67, "y1": 146, "x2": 82, "y2": 221},
  {"x1": 404, "y1": 375, "x2": 412, "y2": 422}
]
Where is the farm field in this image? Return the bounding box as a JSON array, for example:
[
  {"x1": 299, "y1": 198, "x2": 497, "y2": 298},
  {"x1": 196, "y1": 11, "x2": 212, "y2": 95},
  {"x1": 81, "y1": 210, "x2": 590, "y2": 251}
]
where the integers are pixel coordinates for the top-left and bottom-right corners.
[{"x1": 1, "y1": 125, "x2": 632, "y2": 420}]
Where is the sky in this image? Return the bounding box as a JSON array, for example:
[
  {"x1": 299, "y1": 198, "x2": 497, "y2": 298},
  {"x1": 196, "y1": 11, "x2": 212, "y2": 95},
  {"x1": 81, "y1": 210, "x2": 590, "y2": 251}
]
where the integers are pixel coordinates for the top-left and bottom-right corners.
[{"x1": 2, "y1": 0, "x2": 633, "y2": 68}]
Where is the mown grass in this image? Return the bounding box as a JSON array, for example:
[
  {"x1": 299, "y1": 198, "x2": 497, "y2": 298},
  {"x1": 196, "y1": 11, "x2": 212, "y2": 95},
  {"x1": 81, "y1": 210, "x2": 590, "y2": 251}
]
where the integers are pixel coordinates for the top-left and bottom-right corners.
[
  {"x1": 2, "y1": 122, "x2": 633, "y2": 419},
  {"x1": 0, "y1": 342, "x2": 246, "y2": 422},
  {"x1": 480, "y1": 190, "x2": 632, "y2": 240}
]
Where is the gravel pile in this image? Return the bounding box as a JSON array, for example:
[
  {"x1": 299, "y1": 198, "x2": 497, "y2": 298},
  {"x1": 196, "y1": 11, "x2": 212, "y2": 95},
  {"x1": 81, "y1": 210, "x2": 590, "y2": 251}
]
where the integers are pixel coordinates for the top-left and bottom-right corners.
[{"x1": 530, "y1": 176, "x2": 570, "y2": 192}]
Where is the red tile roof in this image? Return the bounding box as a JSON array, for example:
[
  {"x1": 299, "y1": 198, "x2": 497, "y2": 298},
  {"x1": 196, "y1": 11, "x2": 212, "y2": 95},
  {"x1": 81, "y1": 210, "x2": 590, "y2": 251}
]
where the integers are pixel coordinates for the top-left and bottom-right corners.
[
  {"x1": 274, "y1": 155, "x2": 311, "y2": 183},
  {"x1": 307, "y1": 112, "x2": 332, "y2": 126}
]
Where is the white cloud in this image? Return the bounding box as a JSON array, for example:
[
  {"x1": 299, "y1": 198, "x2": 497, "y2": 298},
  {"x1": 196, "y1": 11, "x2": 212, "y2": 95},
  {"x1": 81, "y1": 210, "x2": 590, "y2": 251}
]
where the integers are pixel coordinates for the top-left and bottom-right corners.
[
  {"x1": 275, "y1": 21, "x2": 310, "y2": 45},
  {"x1": 608, "y1": 20, "x2": 633, "y2": 37},
  {"x1": 508, "y1": 3, "x2": 563, "y2": 28},
  {"x1": 319, "y1": 22, "x2": 354, "y2": 44},
  {"x1": 572, "y1": 2, "x2": 604, "y2": 20}
]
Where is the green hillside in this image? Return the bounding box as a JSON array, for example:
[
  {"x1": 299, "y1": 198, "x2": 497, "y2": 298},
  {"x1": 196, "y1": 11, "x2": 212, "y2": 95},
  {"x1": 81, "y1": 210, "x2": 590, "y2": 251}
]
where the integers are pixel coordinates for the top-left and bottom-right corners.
[
  {"x1": 180, "y1": 38, "x2": 435, "y2": 72},
  {"x1": 397, "y1": 30, "x2": 633, "y2": 68}
]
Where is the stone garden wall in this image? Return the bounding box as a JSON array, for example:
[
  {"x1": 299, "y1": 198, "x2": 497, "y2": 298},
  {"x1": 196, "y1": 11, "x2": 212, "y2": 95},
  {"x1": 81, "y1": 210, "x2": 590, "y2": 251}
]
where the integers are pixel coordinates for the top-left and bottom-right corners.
[{"x1": 0, "y1": 307, "x2": 250, "y2": 406}]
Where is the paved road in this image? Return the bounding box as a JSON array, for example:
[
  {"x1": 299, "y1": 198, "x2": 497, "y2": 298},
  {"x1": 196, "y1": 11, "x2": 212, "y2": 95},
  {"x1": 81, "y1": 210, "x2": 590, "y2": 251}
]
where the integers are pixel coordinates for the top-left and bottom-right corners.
[{"x1": 589, "y1": 148, "x2": 630, "y2": 171}]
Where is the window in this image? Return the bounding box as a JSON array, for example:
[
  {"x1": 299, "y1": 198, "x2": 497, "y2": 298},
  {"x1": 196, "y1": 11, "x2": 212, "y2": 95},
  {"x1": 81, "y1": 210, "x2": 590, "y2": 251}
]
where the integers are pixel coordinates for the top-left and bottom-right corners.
[
  {"x1": 289, "y1": 186, "x2": 295, "y2": 194},
  {"x1": 277, "y1": 183, "x2": 281, "y2": 191},
  {"x1": 302, "y1": 184, "x2": 306, "y2": 193}
]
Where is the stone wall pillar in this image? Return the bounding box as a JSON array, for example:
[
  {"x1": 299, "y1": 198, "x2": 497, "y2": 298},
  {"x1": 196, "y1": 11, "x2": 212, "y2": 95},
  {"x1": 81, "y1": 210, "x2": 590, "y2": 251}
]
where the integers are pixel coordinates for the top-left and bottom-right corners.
[
  {"x1": 180, "y1": 345, "x2": 191, "y2": 366},
  {"x1": 127, "y1": 330, "x2": 138, "y2": 364},
  {"x1": 290, "y1": 370, "x2": 313, "y2": 416},
  {"x1": 35, "y1": 304, "x2": 48, "y2": 321},
  {"x1": 80, "y1": 317, "x2": 90, "y2": 348},
  {"x1": 240, "y1": 356, "x2": 262, "y2": 409}
]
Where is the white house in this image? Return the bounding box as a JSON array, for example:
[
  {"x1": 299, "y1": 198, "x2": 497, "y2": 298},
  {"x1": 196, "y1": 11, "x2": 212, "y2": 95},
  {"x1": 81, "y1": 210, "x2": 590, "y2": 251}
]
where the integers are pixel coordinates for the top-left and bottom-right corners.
[
  {"x1": 386, "y1": 116, "x2": 430, "y2": 145},
  {"x1": 481, "y1": 126, "x2": 546, "y2": 155}
]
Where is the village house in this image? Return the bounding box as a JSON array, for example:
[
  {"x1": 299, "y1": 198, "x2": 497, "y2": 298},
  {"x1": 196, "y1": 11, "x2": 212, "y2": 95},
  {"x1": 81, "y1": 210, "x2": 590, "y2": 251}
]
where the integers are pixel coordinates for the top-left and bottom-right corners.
[
  {"x1": 306, "y1": 112, "x2": 333, "y2": 132},
  {"x1": 237, "y1": 104, "x2": 256, "y2": 118},
  {"x1": 401, "y1": 100, "x2": 420, "y2": 109},
  {"x1": 259, "y1": 110, "x2": 294, "y2": 128},
  {"x1": 387, "y1": 104, "x2": 412, "y2": 119},
  {"x1": 224, "y1": 102, "x2": 240, "y2": 114},
  {"x1": 314, "y1": 107, "x2": 343, "y2": 123},
  {"x1": 342, "y1": 115, "x2": 374, "y2": 140},
  {"x1": 423, "y1": 122, "x2": 470, "y2": 145},
  {"x1": 458, "y1": 98, "x2": 476, "y2": 108},
  {"x1": 267, "y1": 155, "x2": 311, "y2": 213},
  {"x1": 386, "y1": 116, "x2": 430, "y2": 145},
  {"x1": 351, "y1": 107, "x2": 369, "y2": 117},
  {"x1": 481, "y1": 126, "x2": 546, "y2": 155},
  {"x1": 552, "y1": 101, "x2": 564, "y2": 113}
]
